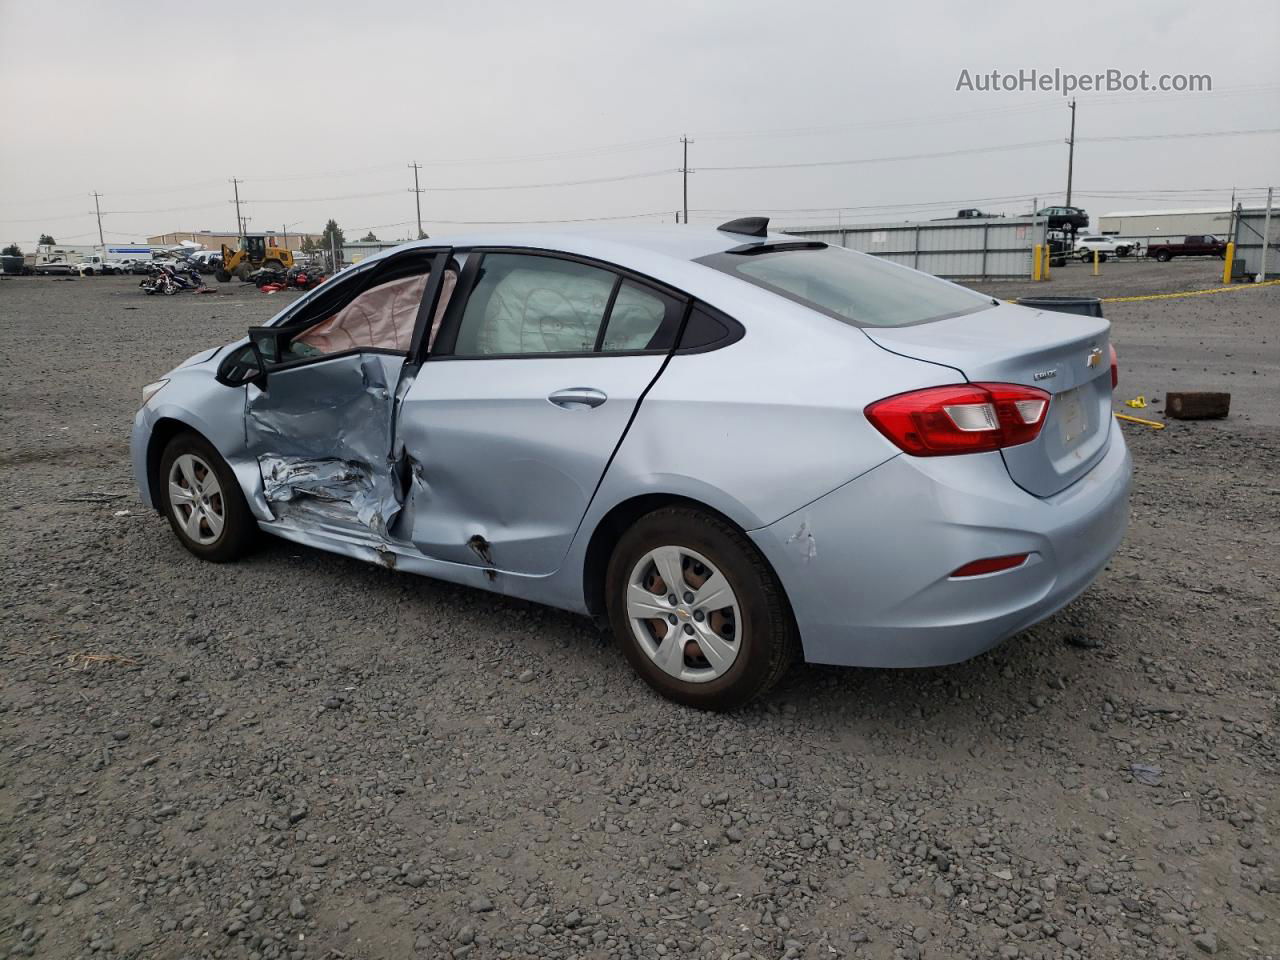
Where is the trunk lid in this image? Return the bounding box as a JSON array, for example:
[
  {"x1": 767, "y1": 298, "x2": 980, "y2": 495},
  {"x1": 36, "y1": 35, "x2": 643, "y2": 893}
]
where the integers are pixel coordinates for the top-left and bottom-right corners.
[{"x1": 864, "y1": 302, "x2": 1113, "y2": 497}]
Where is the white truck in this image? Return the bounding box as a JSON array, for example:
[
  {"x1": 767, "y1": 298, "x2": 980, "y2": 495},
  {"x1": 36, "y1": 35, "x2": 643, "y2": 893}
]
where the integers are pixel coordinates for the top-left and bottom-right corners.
[{"x1": 76, "y1": 253, "x2": 129, "y2": 276}]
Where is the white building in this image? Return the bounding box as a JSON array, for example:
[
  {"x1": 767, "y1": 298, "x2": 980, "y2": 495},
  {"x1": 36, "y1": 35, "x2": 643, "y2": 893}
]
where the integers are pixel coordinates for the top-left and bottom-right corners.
[{"x1": 1097, "y1": 207, "x2": 1233, "y2": 237}]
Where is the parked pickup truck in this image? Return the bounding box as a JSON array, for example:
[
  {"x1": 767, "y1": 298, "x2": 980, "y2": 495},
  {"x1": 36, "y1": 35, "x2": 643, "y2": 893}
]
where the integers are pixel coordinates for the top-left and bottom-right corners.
[
  {"x1": 1146, "y1": 235, "x2": 1226, "y2": 262},
  {"x1": 76, "y1": 254, "x2": 129, "y2": 276}
]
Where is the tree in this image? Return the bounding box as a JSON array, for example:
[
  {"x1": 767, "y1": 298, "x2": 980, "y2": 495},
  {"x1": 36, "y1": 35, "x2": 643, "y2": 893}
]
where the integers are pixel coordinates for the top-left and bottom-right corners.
[
  {"x1": 38, "y1": 233, "x2": 55, "y2": 246},
  {"x1": 2, "y1": 243, "x2": 21, "y2": 257},
  {"x1": 360, "y1": 231, "x2": 378, "y2": 242},
  {"x1": 300, "y1": 236, "x2": 317, "y2": 254},
  {"x1": 318, "y1": 219, "x2": 345, "y2": 252}
]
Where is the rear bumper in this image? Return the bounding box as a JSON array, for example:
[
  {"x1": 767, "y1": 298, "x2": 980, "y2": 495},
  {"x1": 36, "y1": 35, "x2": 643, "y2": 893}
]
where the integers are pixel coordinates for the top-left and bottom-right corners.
[{"x1": 750, "y1": 421, "x2": 1132, "y2": 667}]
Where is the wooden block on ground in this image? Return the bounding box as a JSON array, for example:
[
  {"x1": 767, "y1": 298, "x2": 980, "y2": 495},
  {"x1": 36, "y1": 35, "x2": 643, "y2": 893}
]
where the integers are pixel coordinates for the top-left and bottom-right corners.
[{"x1": 1165, "y1": 392, "x2": 1231, "y2": 420}]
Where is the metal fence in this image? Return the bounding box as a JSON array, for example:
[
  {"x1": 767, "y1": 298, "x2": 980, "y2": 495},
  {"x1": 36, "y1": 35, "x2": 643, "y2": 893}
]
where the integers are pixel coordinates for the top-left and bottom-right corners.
[
  {"x1": 777, "y1": 216, "x2": 1048, "y2": 280},
  {"x1": 1229, "y1": 203, "x2": 1278, "y2": 280}
]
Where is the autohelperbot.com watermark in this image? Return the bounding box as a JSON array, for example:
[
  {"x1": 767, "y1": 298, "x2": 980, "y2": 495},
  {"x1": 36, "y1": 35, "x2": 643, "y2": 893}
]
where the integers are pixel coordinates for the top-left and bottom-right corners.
[{"x1": 955, "y1": 68, "x2": 1212, "y2": 96}]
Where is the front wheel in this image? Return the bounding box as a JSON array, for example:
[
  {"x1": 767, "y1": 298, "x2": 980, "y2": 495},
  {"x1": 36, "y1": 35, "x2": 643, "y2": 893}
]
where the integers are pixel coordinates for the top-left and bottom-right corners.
[
  {"x1": 1155, "y1": 250, "x2": 1172, "y2": 262},
  {"x1": 605, "y1": 506, "x2": 797, "y2": 711},
  {"x1": 158, "y1": 432, "x2": 256, "y2": 562}
]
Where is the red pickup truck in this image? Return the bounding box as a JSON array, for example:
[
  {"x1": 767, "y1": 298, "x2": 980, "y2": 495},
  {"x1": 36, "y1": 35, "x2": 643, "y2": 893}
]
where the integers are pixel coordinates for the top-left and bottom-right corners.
[{"x1": 1147, "y1": 235, "x2": 1227, "y2": 262}]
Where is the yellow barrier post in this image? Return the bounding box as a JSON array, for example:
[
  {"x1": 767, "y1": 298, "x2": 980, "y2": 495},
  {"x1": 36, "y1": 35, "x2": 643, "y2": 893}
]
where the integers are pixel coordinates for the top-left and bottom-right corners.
[
  {"x1": 1032, "y1": 244, "x2": 1043, "y2": 281},
  {"x1": 1043, "y1": 244, "x2": 1052, "y2": 280},
  {"x1": 1222, "y1": 242, "x2": 1235, "y2": 284},
  {"x1": 1093, "y1": 249, "x2": 1100, "y2": 276}
]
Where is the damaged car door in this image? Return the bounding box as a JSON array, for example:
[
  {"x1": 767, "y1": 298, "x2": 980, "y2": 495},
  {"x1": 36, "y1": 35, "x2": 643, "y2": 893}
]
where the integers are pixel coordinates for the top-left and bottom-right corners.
[
  {"x1": 242, "y1": 248, "x2": 453, "y2": 541},
  {"x1": 397, "y1": 250, "x2": 687, "y2": 575}
]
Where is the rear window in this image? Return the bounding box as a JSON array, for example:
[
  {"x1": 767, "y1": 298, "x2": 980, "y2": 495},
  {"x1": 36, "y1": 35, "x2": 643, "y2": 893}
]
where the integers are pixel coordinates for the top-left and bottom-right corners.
[{"x1": 697, "y1": 245, "x2": 992, "y2": 328}]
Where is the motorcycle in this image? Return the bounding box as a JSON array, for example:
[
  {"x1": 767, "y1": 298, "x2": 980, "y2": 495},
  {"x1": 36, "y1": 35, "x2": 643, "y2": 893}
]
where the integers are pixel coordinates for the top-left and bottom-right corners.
[
  {"x1": 286, "y1": 266, "x2": 326, "y2": 290},
  {"x1": 140, "y1": 263, "x2": 203, "y2": 295}
]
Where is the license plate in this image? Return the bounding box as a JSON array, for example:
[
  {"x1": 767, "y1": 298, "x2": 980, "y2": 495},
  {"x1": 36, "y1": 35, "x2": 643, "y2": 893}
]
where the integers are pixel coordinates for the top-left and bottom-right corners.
[{"x1": 1058, "y1": 387, "x2": 1087, "y2": 445}]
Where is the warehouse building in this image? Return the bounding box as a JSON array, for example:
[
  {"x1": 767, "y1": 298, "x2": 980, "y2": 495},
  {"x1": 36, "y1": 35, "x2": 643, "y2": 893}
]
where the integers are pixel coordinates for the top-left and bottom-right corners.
[
  {"x1": 147, "y1": 229, "x2": 323, "y2": 252},
  {"x1": 1097, "y1": 208, "x2": 1232, "y2": 237}
]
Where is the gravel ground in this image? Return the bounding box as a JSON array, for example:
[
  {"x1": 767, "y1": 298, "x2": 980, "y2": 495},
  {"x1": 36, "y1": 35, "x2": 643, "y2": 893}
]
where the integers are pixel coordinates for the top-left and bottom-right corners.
[{"x1": 1, "y1": 267, "x2": 1276, "y2": 960}]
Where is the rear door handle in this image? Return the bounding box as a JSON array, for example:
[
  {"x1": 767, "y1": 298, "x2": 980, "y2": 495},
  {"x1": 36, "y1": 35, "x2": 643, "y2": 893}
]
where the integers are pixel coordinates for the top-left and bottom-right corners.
[{"x1": 548, "y1": 387, "x2": 607, "y2": 409}]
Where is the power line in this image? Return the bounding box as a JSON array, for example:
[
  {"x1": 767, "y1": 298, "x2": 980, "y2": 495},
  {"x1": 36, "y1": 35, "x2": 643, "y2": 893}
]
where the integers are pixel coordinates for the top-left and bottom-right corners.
[
  {"x1": 701, "y1": 140, "x2": 1059, "y2": 172},
  {"x1": 1078, "y1": 126, "x2": 1280, "y2": 142},
  {"x1": 695, "y1": 82, "x2": 1280, "y2": 143}
]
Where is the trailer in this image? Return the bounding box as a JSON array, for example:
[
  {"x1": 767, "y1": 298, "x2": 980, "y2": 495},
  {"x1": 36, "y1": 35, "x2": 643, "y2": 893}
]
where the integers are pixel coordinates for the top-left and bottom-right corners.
[{"x1": 36, "y1": 243, "x2": 156, "y2": 275}]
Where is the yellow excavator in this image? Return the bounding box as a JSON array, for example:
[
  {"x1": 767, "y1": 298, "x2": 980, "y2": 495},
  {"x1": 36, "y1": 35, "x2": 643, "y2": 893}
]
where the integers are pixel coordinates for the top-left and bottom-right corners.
[{"x1": 216, "y1": 233, "x2": 294, "y2": 282}]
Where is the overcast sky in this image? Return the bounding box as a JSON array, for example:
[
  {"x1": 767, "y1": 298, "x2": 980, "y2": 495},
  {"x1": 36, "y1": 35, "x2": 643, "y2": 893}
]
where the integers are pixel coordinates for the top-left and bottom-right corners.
[{"x1": 1, "y1": 0, "x2": 1277, "y2": 247}]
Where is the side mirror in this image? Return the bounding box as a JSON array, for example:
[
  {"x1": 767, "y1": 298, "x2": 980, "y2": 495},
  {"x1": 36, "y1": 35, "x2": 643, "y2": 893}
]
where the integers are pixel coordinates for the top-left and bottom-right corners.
[
  {"x1": 248, "y1": 326, "x2": 285, "y2": 365},
  {"x1": 215, "y1": 341, "x2": 266, "y2": 387}
]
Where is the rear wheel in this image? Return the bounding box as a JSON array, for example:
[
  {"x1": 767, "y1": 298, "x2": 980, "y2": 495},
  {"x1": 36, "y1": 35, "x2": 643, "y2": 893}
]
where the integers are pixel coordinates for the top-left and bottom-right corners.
[
  {"x1": 1155, "y1": 249, "x2": 1172, "y2": 262},
  {"x1": 215, "y1": 269, "x2": 231, "y2": 283},
  {"x1": 158, "y1": 432, "x2": 256, "y2": 562},
  {"x1": 605, "y1": 506, "x2": 797, "y2": 711}
]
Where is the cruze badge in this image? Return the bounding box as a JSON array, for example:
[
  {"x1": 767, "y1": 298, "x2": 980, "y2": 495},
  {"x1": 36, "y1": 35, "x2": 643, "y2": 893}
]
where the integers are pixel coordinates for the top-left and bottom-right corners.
[
  {"x1": 1033, "y1": 369, "x2": 1057, "y2": 381},
  {"x1": 1086, "y1": 347, "x2": 1103, "y2": 368}
]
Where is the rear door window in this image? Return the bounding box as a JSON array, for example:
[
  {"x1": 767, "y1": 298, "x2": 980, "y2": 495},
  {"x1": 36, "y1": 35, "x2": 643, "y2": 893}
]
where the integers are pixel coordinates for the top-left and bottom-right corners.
[
  {"x1": 697, "y1": 245, "x2": 992, "y2": 328},
  {"x1": 599, "y1": 281, "x2": 684, "y2": 352},
  {"x1": 453, "y1": 253, "x2": 615, "y2": 356}
]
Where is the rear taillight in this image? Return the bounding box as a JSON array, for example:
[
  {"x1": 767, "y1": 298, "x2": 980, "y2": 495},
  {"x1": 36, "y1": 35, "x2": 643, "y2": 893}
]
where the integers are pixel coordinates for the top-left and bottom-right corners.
[
  {"x1": 865, "y1": 383, "x2": 1051, "y2": 456},
  {"x1": 1108, "y1": 343, "x2": 1118, "y2": 389}
]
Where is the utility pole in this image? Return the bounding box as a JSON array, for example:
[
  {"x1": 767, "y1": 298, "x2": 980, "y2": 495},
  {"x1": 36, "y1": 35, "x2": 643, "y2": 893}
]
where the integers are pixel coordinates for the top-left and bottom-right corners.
[
  {"x1": 1258, "y1": 186, "x2": 1273, "y2": 283},
  {"x1": 408, "y1": 162, "x2": 426, "y2": 239},
  {"x1": 91, "y1": 192, "x2": 105, "y2": 246},
  {"x1": 680, "y1": 136, "x2": 692, "y2": 225},
  {"x1": 230, "y1": 178, "x2": 244, "y2": 241},
  {"x1": 1065, "y1": 99, "x2": 1077, "y2": 208}
]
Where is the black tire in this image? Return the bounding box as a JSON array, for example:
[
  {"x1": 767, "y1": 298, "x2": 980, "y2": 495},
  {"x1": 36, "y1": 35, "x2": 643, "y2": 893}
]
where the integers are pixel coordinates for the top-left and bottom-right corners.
[
  {"x1": 83, "y1": 267, "x2": 94, "y2": 276},
  {"x1": 1155, "y1": 249, "x2": 1172, "y2": 262},
  {"x1": 1117, "y1": 246, "x2": 1130, "y2": 258},
  {"x1": 605, "y1": 506, "x2": 798, "y2": 711},
  {"x1": 215, "y1": 269, "x2": 231, "y2": 283},
  {"x1": 1097, "y1": 252, "x2": 1108, "y2": 263},
  {"x1": 158, "y1": 432, "x2": 256, "y2": 563}
]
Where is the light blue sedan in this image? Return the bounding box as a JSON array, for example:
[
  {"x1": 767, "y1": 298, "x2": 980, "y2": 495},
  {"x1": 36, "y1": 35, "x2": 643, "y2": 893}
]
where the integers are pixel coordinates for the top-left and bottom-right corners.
[{"x1": 131, "y1": 218, "x2": 1131, "y2": 710}]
